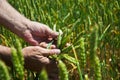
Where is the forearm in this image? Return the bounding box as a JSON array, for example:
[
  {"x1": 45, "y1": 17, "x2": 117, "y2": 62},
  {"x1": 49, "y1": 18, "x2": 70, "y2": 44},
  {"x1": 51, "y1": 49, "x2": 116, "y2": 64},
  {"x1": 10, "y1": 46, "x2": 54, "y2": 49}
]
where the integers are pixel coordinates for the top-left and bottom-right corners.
[
  {"x1": 0, "y1": 45, "x2": 12, "y2": 66},
  {"x1": 0, "y1": 0, "x2": 29, "y2": 37}
]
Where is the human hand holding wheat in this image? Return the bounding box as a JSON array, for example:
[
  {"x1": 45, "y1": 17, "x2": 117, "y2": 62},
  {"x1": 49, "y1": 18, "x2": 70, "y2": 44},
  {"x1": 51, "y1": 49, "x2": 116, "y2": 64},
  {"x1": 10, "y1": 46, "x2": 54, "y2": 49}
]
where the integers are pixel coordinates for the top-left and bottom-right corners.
[
  {"x1": 22, "y1": 21, "x2": 59, "y2": 46},
  {"x1": 22, "y1": 46, "x2": 60, "y2": 80}
]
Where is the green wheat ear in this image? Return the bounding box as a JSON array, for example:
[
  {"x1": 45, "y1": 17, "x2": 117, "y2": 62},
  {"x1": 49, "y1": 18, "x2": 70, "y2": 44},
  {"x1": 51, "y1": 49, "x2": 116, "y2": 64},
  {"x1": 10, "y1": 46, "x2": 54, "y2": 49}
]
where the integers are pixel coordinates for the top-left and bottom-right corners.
[
  {"x1": 57, "y1": 29, "x2": 63, "y2": 48},
  {"x1": 79, "y1": 37, "x2": 86, "y2": 71},
  {"x1": 39, "y1": 69, "x2": 48, "y2": 80},
  {"x1": 11, "y1": 39, "x2": 24, "y2": 80},
  {"x1": 90, "y1": 25, "x2": 101, "y2": 80},
  {"x1": 58, "y1": 60, "x2": 69, "y2": 80},
  {"x1": 0, "y1": 60, "x2": 10, "y2": 80},
  {"x1": 11, "y1": 47, "x2": 24, "y2": 80}
]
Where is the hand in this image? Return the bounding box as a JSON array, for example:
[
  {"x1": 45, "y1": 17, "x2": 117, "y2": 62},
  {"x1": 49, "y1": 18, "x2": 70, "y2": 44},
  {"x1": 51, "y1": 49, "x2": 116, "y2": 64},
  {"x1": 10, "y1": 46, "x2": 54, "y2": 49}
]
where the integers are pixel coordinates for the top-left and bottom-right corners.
[
  {"x1": 22, "y1": 21, "x2": 58, "y2": 46},
  {"x1": 22, "y1": 46, "x2": 60, "y2": 71},
  {"x1": 0, "y1": 1, "x2": 58, "y2": 46},
  {"x1": 22, "y1": 46, "x2": 60, "y2": 79}
]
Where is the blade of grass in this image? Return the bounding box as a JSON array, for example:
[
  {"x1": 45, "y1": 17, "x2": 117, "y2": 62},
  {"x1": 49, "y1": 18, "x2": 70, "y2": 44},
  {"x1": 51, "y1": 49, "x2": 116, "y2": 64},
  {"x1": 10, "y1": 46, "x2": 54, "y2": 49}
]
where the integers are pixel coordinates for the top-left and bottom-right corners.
[{"x1": 72, "y1": 45, "x2": 83, "y2": 80}]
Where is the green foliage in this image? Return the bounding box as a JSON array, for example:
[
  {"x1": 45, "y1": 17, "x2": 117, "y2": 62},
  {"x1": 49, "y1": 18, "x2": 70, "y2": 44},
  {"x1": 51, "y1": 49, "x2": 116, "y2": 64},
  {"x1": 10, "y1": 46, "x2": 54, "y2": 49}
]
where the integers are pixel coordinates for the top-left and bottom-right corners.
[
  {"x1": 79, "y1": 37, "x2": 86, "y2": 71},
  {"x1": 0, "y1": 0, "x2": 120, "y2": 80},
  {"x1": 0, "y1": 60, "x2": 10, "y2": 80},
  {"x1": 11, "y1": 39, "x2": 24, "y2": 80},
  {"x1": 58, "y1": 60, "x2": 69, "y2": 80},
  {"x1": 90, "y1": 25, "x2": 101, "y2": 80},
  {"x1": 38, "y1": 69, "x2": 48, "y2": 80}
]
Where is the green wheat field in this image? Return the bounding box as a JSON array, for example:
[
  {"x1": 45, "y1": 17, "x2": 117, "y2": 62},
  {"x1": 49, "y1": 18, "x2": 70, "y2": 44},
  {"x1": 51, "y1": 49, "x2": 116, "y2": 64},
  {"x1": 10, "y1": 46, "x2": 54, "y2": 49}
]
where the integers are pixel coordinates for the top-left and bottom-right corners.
[{"x1": 0, "y1": 0, "x2": 120, "y2": 80}]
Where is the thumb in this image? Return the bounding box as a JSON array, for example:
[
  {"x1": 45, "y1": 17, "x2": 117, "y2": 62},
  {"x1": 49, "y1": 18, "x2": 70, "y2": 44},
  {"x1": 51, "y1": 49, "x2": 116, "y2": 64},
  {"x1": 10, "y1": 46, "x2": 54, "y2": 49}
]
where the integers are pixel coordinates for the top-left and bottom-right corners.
[
  {"x1": 24, "y1": 35, "x2": 39, "y2": 46},
  {"x1": 23, "y1": 30, "x2": 39, "y2": 46}
]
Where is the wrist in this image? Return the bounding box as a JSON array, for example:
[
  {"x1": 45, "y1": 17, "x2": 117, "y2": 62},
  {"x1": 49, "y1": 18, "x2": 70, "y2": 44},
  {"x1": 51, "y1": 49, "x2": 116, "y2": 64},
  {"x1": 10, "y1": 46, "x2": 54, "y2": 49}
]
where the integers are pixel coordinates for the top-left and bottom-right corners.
[
  {"x1": 0, "y1": 0, "x2": 30, "y2": 37},
  {"x1": 2, "y1": 16, "x2": 30, "y2": 38},
  {"x1": 7, "y1": 18, "x2": 29, "y2": 37}
]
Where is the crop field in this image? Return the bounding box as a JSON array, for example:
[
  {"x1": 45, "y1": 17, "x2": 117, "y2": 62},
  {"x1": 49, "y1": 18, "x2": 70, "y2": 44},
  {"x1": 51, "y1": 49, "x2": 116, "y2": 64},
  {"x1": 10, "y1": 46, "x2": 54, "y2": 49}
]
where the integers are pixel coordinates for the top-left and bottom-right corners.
[{"x1": 0, "y1": 0, "x2": 120, "y2": 80}]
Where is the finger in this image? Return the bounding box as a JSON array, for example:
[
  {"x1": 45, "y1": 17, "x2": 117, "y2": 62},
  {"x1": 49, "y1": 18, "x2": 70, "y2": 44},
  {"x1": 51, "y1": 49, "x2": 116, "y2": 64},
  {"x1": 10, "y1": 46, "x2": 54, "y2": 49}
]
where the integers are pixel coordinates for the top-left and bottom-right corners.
[
  {"x1": 39, "y1": 42, "x2": 56, "y2": 49},
  {"x1": 44, "y1": 49, "x2": 60, "y2": 56},
  {"x1": 37, "y1": 56, "x2": 51, "y2": 65},
  {"x1": 40, "y1": 48, "x2": 60, "y2": 56},
  {"x1": 39, "y1": 42, "x2": 47, "y2": 47},
  {"x1": 40, "y1": 44, "x2": 56, "y2": 49},
  {"x1": 50, "y1": 45, "x2": 56, "y2": 49}
]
